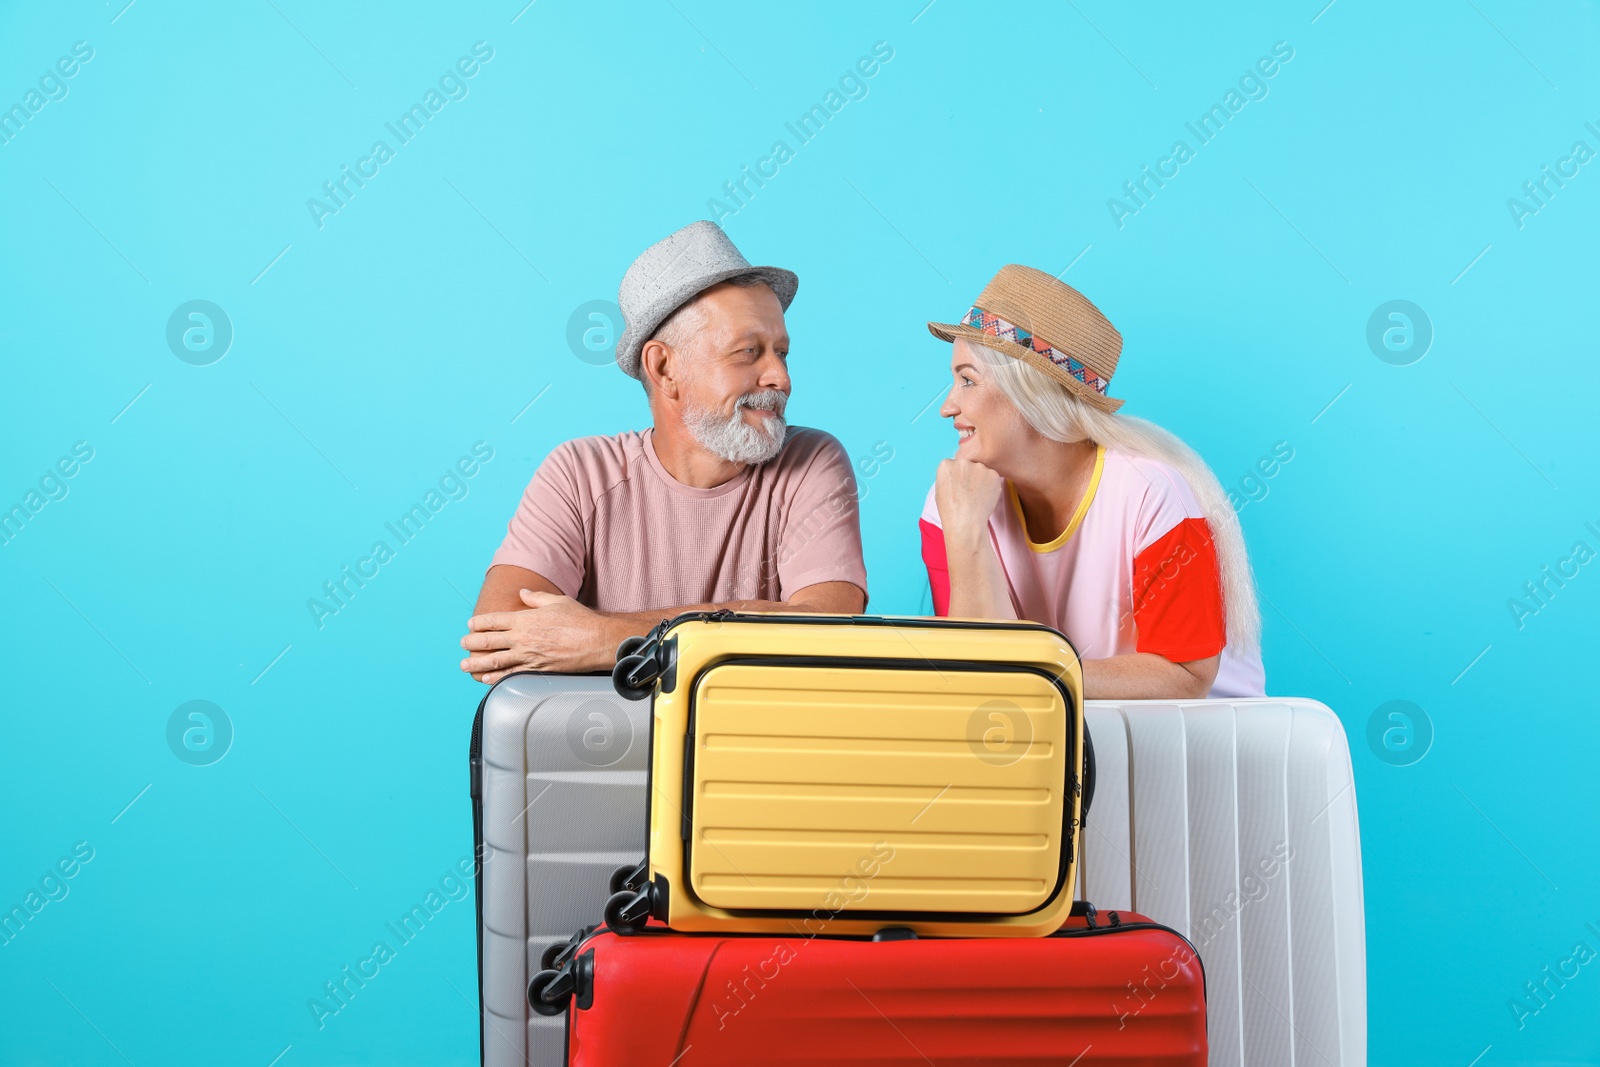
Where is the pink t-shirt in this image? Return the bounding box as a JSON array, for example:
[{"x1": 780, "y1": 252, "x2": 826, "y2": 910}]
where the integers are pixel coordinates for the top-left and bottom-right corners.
[
  {"x1": 920, "y1": 447, "x2": 1265, "y2": 698},
  {"x1": 490, "y1": 426, "x2": 868, "y2": 613}
]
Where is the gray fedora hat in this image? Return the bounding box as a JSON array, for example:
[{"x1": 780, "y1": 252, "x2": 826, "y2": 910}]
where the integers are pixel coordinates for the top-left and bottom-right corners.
[{"x1": 614, "y1": 220, "x2": 798, "y2": 379}]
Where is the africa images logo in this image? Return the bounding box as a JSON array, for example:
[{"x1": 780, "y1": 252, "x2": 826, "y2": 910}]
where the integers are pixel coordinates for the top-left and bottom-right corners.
[
  {"x1": 305, "y1": 42, "x2": 495, "y2": 229},
  {"x1": 306, "y1": 442, "x2": 494, "y2": 629},
  {"x1": 1106, "y1": 41, "x2": 1295, "y2": 229}
]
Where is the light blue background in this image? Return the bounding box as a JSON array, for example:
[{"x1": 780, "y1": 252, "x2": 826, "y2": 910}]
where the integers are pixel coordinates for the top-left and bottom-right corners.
[{"x1": 2, "y1": 1, "x2": 1597, "y2": 1064}]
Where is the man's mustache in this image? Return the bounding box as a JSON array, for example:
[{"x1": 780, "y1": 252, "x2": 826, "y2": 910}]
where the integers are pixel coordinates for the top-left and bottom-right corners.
[{"x1": 736, "y1": 390, "x2": 788, "y2": 416}]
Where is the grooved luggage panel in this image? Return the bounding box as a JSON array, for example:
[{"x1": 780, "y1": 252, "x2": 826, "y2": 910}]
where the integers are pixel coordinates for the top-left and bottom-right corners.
[
  {"x1": 1079, "y1": 699, "x2": 1366, "y2": 1067},
  {"x1": 477, "y1": 675, "x2": 650, "y2": 1067},
  {"x1": 1074, "y1": 703, "x2": 1132, "y2": 907},
  {"x1": 570, "y1": 922, "x2": 1206, "y2": 1066},
  {"x1": 689, "y1": 663, "x2": 1067, "y2": 913}
]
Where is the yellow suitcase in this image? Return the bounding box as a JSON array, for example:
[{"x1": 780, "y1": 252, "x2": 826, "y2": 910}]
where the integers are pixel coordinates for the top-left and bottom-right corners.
[{"x1": 603, "y1": 610, "x2": 1087, "y2": 938}]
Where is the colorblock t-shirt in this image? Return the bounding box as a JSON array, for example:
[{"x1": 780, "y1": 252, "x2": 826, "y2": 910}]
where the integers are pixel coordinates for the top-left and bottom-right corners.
[
  {"x1": 491, "y1": 426, "x2": 868, "y2": 613},
  {"x1": 919, "y1": 447, "x2": 1265, "y2": 698}
]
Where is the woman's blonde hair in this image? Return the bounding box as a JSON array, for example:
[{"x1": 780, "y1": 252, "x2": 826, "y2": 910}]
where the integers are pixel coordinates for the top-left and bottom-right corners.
[{"x1": 970, "y1": 340, "x2": 1261, "y2": 652}]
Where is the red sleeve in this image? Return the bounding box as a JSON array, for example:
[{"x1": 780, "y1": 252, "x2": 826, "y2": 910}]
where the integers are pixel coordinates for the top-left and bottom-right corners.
[
  {"x1": 1132, "y1": 517, "x2": 1226, "y2": 661},
  {"x1": 919, "y1": 518, "x2": 951, "y2": 617}
]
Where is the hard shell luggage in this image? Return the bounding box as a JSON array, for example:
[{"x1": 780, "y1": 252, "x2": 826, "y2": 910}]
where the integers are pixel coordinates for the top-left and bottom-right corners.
[
  {"x1": 532, "y1": 905, "x2": 1206, "y2": 1066},
  {"x1": 468, "y1": 683, "x2": 1363, "y2": 1066},
  {"x1": 604, "y1": 610, "x2": 1088, "y2": 938},
  {"x1": 469, "y1": 673, "x2": 650, "y2": 1067},
  {"x1": 1078, "y1": 699, "x2": 1366, "y2": 1067}
]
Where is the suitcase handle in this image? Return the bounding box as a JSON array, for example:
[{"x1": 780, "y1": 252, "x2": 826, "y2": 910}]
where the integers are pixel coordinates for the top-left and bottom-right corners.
[{"x1": 1081, "y1": 721, "x2": 1096, "y2": 821}]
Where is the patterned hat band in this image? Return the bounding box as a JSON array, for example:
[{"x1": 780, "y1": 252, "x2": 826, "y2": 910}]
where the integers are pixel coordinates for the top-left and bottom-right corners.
[{"x1": 962, "y1": 305, "x2": 1111, "y2": 396}]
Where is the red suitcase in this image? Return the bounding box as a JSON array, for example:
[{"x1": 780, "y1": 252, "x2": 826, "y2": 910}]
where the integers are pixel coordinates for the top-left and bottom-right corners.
[{"x1": 531, "y1": 907, "x2": 1206, "y2": 1066}]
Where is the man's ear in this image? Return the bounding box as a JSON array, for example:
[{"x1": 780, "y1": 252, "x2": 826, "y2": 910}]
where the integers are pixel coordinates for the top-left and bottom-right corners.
[{"x1": 641, "y1": 339, "x2": 680, "y2": 401}]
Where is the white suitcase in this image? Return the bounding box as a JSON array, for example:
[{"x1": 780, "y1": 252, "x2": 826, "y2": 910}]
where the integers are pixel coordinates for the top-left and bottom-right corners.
[{"x1": 1079, "y1": 698, "x2": 1367, "y2": 1067}]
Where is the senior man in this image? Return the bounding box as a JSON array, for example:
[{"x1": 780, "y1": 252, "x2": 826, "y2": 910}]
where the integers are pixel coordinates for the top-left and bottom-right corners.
[{"x1": 460, "y1": 221, "x2": 867, "y2": 682}]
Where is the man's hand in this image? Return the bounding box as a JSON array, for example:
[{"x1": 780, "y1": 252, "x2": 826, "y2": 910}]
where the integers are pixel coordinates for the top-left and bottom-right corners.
[
  {"x1": 935, "y1": 457, "x2": 1005, "y2": 547},
  {"x1": 457, "y1": 573, "x2": 865, "y2": 685},
  {"x1": 460, "y1": 589, "x2": 624, "y2": 683}
]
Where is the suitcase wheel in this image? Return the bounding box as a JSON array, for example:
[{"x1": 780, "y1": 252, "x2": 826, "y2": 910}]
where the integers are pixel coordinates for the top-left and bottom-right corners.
[
  {"x1": 612, "y1": 653, "x2": 658, "y2": 701},
  {"x1": 612, "y1": 619, "x2": 670, "y2": 698},
  {"x1": 604, "y1": 886, "x2": 651, "y2": 934},
  {"x1": 540, "y1": 922, "x2": 600, "y2": 972},
  {"x1": 527, "y1": 968, "x2": 575, "y2": 1016},
  {"x1": 608, "y1": 860, "x2": 649, "y2": 896},
  {"x1": 539, "y1": 942, "x2": 565, "y2": 972}
]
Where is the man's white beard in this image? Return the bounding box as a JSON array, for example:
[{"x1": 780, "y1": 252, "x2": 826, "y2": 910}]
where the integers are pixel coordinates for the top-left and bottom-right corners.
[{"x1": 684, "y1": 390, "x2": 788, "y2": 465}]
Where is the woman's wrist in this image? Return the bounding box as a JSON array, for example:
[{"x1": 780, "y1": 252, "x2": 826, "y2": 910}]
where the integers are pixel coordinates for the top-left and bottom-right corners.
[{"x1": 942, "y1": 520, "x2": 989, "y2": 555}]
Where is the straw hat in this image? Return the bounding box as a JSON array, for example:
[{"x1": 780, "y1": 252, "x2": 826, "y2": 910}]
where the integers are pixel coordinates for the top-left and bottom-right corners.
[{"x1": 928, "y1": 264, "x2": 1125, "y2": 413}]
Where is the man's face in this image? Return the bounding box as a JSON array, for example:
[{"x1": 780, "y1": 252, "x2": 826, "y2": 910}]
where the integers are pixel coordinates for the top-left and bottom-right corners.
[{"x1": 675, "y1": 283, "x2": 791, "y2": 463}]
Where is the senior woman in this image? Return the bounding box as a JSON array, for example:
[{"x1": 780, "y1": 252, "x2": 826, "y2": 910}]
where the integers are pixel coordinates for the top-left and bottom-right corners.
[{"x1": 920, "y1": 265, "x2": 1265, "y2": 699}]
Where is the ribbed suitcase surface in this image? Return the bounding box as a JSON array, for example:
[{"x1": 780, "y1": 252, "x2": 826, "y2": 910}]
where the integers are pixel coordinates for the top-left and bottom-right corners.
[
  {"x1": 566, "y1": 916, "x2": 1206, "y2": 1066},
  {"x1": 1077, "y1": 699, "x2": 1366, "y2": 1067},
  {"x1": 690, "y1": 661, "x2": 1066, "y2": 915},
  {"x1": 638, "y1": 613, "x2": 1087, "y2": 938},
  {"x1": 472, "y1": 674, "x2": 650, "y2": 1067}
]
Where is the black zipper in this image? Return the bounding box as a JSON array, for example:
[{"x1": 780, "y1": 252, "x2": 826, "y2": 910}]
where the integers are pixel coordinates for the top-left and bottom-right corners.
[
  {"x1": 468, "y1": 691, "x2": 488, "y2": 1067},
  {"x1": 1050, "y1": 917, "x2": 1209, "y2": 1010},
  {"x1": 556, "y1": 914, "x2": 1207, "y2": 1029},
  {"x1": 659, "y1": 608, "x2": 1076, "y2": 650}
]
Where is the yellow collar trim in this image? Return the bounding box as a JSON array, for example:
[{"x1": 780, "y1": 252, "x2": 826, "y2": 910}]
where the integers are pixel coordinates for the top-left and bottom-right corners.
[{"x1": 1008, "y1": 445, "x2": 1106, "y2": 553}]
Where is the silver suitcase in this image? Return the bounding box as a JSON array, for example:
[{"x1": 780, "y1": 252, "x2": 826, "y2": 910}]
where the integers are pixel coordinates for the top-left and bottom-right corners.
[{"x1": 469, "y1": 673, "x2": 649, "y2": 1067}]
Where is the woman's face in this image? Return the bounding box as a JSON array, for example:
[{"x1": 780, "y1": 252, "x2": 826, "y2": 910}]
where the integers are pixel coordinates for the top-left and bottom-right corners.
[{"x1": 939, "y1": 339, "x2": 1027, "y2": 470}]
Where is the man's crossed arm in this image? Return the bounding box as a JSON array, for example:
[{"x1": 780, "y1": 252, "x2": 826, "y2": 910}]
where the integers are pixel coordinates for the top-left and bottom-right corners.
[{"x1": 459, "y1": 564, "x2": 865, "y2": 683}]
